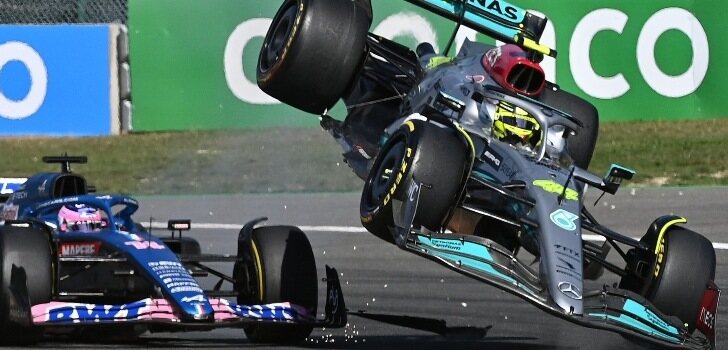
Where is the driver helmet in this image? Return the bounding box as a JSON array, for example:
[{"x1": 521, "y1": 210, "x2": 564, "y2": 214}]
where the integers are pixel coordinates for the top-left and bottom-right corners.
[
  {"x1": 492, "y1": 101, "x2": 541, "y2": 149},
  {"x1": 57, "y1": 204, "x2": 104, "y2": 232}
]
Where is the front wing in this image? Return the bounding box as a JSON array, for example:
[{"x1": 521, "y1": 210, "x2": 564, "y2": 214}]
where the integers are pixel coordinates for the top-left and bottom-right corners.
[
  {"x1": 32, "y1": 298, "x2": 309, "y2": 325},
  {"x1": 23, "y1": 266, "x2": 346, "y2": 330},
  {"x1": 409, "y1": 231, "x2": 718, "y2": 350}
]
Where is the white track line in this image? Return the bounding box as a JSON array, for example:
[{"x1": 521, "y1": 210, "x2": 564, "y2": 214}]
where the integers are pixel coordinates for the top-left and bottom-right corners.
[{"x1": 146, "y1": 222, "x2": 728, "y2": 250}]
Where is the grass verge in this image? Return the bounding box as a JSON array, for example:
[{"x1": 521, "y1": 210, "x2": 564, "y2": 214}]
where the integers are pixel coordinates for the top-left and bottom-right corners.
[{"x1": 0, "y1": 119, "x2": 726, "y2": 194}]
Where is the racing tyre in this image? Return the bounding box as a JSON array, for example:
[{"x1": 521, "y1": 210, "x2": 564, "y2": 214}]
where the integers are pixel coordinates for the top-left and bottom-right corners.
[
  {"x1": 644, "y1": 227, "x2": 715, "y2": 331},
  {"x1": 0, "y1": 226, "x2": 52, "y2": 345},
  {"x1": 360, "y1": 120, "x2": 468, "y2": 241},
  {"x1": 257, "y1": 0, "x2": 371, "y2": 114},
  {"x1": 538, "y1": 86, "x2": 598, "y2": 169},
  {"x1": 240, "y1": 226, "x2": 317, "y2": 343}
]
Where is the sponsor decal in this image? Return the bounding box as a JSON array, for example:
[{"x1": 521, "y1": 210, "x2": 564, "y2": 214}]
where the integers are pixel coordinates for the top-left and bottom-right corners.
[
  {"x1": 558, "y1": 257, "x2": 575, "y2": 270},
  {"x1": 1, "y1": 204, "x2": 19, "y2": 220},
  {"x1": 550, "y1": 209, "x2": 579, "y2": 232},
  {"x1": 124, "y1": 240, "x2": 165, "y2": 250},
  {"x1": 59, "y1": 242, "x2": 101, "y2": 256},
  {"x1": 482, "y1": 146, "x2": 502, "y2": 169},
  {"x1": 467, "y1": 0, "x2": 520, "y2": 21},
  {"x1": 407, "y1": 179, "x2": 420, "y2": 202},
  {"x1": 428, "y1": 238, "x2": 464, "y2": 252},
  {"x1": 533, "y1": 180, "x2": 579, "y2": 201},
  {"x1": 382, "y1": 147, "x2": 413, "y2": 207},
  {"x1": 37, "y1": 197, "x2": 80, "y2": 209},
  {"x1": 558, "y1": 281, "x2": 582, "y2": 300},
  {"x1": 554, "y1": 244, "x2": 581, "y2": 262},
  {"x1": 697, "y1": 281, "x2": 720, "y2": 343},
  {"x1": 466, "y1": 75, "x2": 486, "y2": 83},
  {"x1": 38, "y1": 179, "x2": 47, "y2": 193},
  {"x1": 485, "y1": 46, "x2": 502, "y2": 68},
  {"x1": 148, "y1": 261, "x2": 204, "y2": 294},
  {"x1": 696, "y1": 281, "x2": 720, "y2": 349},
  {"x1": 181, "y1": 294, "x2": 205, "y2": 303},
  {"x1": 31, "y1": 298, "x2": 305, "y2": 324},
  {"x1": 654, "y1": 238, "x2": 665, "y2": 277},
  {"x1": 556, "y1": 256, "x2": 583, "y2": 279},
  {"x1": 493, "y1": 157, "x2": 517, "y2": 178},
  {"x1": 10, "y1": 191, "x2": 27, "y2": 200}
]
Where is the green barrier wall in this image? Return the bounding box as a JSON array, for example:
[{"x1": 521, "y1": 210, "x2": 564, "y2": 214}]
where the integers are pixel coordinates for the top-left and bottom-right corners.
[{"x1": 129, "y1": 0, "x2": 727, "y2": 131}]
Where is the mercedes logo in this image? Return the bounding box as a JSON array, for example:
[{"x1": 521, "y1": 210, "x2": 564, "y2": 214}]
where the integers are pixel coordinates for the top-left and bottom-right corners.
[{"x1": 558, "y1": 282, "x2": 583, "y2": 300}]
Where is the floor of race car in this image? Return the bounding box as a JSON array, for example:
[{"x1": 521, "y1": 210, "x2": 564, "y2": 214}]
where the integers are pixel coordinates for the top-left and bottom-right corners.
[{"x1": 16, "y1": 188, "x2": 727, "y2": 349}]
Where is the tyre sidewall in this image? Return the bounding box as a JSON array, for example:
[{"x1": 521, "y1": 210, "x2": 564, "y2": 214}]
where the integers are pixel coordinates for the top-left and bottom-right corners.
[
  {"x1": 646, "y1": 227, "x2": 715, "y2": 331},
  {"x1": 257, "y1": 0, "x2": 370, "y2": 114},
  {"x1": 360, "y1": 127, "x2": 416, "y2": 242},
  {"x1": 360, "y1": 120, "x2": 468, "y2": 235},
  {"x1": 242, "y1": 226, "x2": 317, "y2": 343},
  {"x1": 0, "y1": 226, "x2": 52, "y2": 343}
]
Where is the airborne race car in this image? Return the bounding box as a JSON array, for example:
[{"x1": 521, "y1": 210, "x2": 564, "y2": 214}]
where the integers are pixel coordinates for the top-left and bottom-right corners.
[
  {"x1": 258, "y1": 0, "x2": 720, "y2": 348},
  {"x1": 0, "y1": 156, "x2": 346, "y2": 344}
]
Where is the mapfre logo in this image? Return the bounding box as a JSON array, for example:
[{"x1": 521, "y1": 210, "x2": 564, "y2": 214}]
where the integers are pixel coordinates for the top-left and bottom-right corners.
[{"x1": 60, "y1": 242, "x2": 101, "y2": 256}]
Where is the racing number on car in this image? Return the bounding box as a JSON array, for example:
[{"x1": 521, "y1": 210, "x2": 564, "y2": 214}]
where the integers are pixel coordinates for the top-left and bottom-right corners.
[{"x1": 533, "y1": 180, "x2": 579, "y2": 201}]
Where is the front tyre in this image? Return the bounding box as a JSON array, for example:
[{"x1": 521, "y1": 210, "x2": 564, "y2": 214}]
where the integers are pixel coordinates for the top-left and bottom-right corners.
[
  {"x1": 0, "y1": 226, "x2": 52, "y2": 345},
  {"x1": 360, "y1": 120, "x2": 468, "y2": 241},
  {"x1": 240, "y1": 226, "x2": 318, "y2": 343},
  {"x1": 620, "y1": 225, "x2": 716, "y2": 332},
  {"x1": 257, "y1": 0, "x2": 371, "y2": 114},
  {"x1": 645, "y1": 227, "x2": 715, "y2": 331}
]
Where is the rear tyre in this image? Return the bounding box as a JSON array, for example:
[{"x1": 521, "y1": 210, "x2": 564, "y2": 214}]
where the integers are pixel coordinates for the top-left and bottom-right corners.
[
  {"x1": 538, "y1": 87, "x2": 599, "y2": 169},
  {"x1": 360, "y1": 120, "x2": 468, "y2": 241},
  {"x1": 645, "y1": 227, "x2": 715, "y2": 331},
  {"x1": 257, "y1": 0, "x2": 371, "y2": 114},
  {"x1": 240, "y1": 226, "x2": 317, "y2": 343},
  {"x1": 0, "y1": 226, "x2": 52, "y2": 345}
]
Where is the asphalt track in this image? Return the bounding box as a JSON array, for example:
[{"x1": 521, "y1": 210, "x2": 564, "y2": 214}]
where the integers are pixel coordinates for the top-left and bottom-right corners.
[{"x1": 25, "y1": 187, "x2": 728, "y2": 349}]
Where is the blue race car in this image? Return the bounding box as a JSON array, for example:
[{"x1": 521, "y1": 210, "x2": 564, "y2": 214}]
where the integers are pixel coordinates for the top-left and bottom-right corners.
[{"x1": 0, "y1": 155, "x2": 345, "y2": 344}]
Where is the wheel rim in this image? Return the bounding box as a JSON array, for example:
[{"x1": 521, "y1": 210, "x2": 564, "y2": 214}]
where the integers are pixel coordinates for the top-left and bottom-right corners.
[
  {"x1": 260, "y1": 2, "x2": 298, "y2": 73},
  {"x1": 364, "y1": 138, "x2": 407, "y2": 209}
]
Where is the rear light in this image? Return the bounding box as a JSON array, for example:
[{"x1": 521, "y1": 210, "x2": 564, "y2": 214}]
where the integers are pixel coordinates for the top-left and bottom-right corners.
[{"x1": 483, "y1": 44, "x2": 545, "y2": 96}]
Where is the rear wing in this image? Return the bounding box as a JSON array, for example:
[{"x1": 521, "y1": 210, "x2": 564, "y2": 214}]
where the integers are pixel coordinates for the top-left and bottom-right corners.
[
  {"x1": 403, "y1": 0, "x2": 556, "y2": 57},
  {"x1": 0, "y1": 178, "x2": 27, "y2": 203}
]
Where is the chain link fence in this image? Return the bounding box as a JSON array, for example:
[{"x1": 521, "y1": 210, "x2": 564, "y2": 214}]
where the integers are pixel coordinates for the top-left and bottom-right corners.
[{"x1": 0, "y1": 0, "x2": 127, "y2": 24}]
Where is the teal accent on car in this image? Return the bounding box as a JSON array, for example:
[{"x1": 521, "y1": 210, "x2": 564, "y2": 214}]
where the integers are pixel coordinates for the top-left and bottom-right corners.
[
  {"x1": 622, "y1": 299, "x2": 680, "y2": 336},
  {"x1": 417, "y1": 236, "x2": 535, "y2": 295},
  {"x1": 472, "y1": 170, "x2": 497, "y2": 182},
  {"x1": 588, "y1": 312, "x2": 681, "y2": 343},
  {"x1": 421, "y1": 0, "x2": 520, "y2": 39}
]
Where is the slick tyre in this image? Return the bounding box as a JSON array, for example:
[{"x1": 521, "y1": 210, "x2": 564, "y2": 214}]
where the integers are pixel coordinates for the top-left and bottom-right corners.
[
  {"x1": 644, "y1": 227, "x2": 715, "y2": 331},
  {"x1": 360, "y1": 120, "x2": 468, "y2": 241},
  {"x1": 241, "y1": 226, "x2": 317, "y2": 343},
  {"x1": 0, "y1": 226, "x2": 52, "y2": 345},
  {"x1": 257, "y1": 0, "x2": 371, "y2": 114},
  {"x1": 538, "y1": 87, "x2": 598, "y2": 169}
]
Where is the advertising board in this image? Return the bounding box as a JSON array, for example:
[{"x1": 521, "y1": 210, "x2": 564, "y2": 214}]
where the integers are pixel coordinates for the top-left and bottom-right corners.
[
  {"x1": 128, "y1": 0, "x2": 726, "y2": 131},
  {"x1": 0, "y1": 25, "x2": 115, "y2": 136}
]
